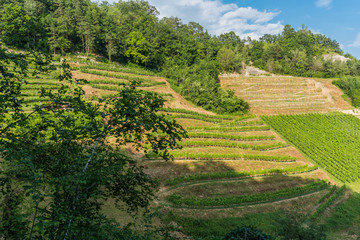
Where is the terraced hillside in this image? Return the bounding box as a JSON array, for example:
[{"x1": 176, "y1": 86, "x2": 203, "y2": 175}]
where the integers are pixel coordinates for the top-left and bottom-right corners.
[
  {"x1": 21, "y1": 60, "x2": 354, "y2": 238},
  {"x1": 220, "y1": 74, "x2": 351, "y2": 114}
]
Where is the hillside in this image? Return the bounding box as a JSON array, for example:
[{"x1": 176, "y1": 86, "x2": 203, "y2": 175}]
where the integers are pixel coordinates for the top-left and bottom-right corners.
[
  {"x1": 3, "y1": 51, "x2": 360, "y2": 238},
  {"x1": 220, "y1": 74, "x2": 352, "y2": 114},
  {"x1": 2, "y1": 0, "x2": 360, "y2": 238},
  {"x1": 65, "y1": 60, "x2": 358, "y2": 238}
]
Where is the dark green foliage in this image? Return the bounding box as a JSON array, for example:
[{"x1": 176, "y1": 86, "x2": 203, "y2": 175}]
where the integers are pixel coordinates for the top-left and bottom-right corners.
[
  {"x1": 165, "y1": 165, "x2": 317, "y2": 186},
  {"x1": 333, "y1": 76, "x2": 360, "y2": 107},
  {"x1": 163, "y1": 59, "x2": 249, "y2": 114},
  {"x1": 276, "y1": 212, "x2": 327, "y2": 240},
  {"x1": 325, "y1": 192, "x2": 360, "y2": 234},
  {"x1": 0, "y1": 46, "x2": 186, "y2": 239},
  {"x1": 187, "y1": 132, "x2": 275, "y2": 141},
  {"x1": 224, "y1": 226, "x2": 274, "y2": 240},
  {"x1": 311, "y1": 185, "x2": 346, "y2": 219},
  {"x1": 187, "y1": 126, "x2": 270, "y2": 132},
  {"x1": 166, "y1": 181, "x2": 328, "y2": 207},
  {"x1": 179, "y1": 140, "x2": 288, "y2": 150}
]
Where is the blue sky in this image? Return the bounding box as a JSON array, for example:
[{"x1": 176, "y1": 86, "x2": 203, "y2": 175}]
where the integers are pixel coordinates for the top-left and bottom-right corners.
[{"x1": 118, "y1": 0, "x2": 360, "y2": 58}]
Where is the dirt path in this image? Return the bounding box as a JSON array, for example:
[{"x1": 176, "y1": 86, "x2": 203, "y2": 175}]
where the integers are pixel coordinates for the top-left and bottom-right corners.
[
  {"x1": 150, "y1": 77, "x2": 216, "y2": 115},
  {"x1": 73, "y1": 69, "x2": 215, "y2": 115}
]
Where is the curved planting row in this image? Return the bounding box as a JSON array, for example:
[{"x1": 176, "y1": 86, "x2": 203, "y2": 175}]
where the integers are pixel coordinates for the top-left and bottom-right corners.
[
  {"x1": 187, "y1": 132, "x2": 275, "y2": 141},
  {"x1": 166, "y1": 180, "x2": 328, "y2": 208},
  {"x1": 263, "y1": 113, "x2": 360, "y2": 182},
  {"x1": 167, "y1": 114, "x2": 224, "y2": 123},
  {"x1": 148, "y1": 152, "x2": 297, "y2": 162},
  {"x1": 80, "y1": 64, "x2": 156, "y2": 76},
  {"x1": 311, "y1": 185, "x2": 346, "y2": 219},
  {"x1": 80, "y1": 68, "x2": 152, "y2": 81},
  {"x1": 160, "y1": 108, "x2": 235, "y2": 120},
  {"x1": 165, "y1": 165, "x2": 318, "y2": 186},
  {"x1": 187, "y1": 126, "x2": 270, "y2": 132},
  {"x1": 179, "y1": 140, "x2": 288, "y2": 150},
  {"x1": 217, "y1": 120, "x2": 264, "y2": 126}
]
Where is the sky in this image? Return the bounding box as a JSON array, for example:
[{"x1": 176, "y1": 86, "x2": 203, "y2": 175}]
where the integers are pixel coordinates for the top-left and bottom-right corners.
[{"x1": 116, "y1": 0, "x2": 360, "y2": 58}]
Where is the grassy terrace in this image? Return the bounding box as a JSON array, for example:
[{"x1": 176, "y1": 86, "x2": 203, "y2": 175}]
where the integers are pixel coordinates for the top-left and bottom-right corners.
[{"x1": 13, "y1": 59, "x2": 358, "y2": 239}]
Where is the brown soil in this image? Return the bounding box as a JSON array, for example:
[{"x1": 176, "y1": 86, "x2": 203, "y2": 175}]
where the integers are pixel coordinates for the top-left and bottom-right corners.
[
  {"x1": 158, "y1": 189, "x2": 326, "y2": 219},
  {"x1": 142, "y1": 160, "x2": 305, "y2": 180}
]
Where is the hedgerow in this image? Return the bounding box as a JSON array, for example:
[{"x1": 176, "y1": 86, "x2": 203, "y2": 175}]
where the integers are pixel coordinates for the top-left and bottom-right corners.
[
  {"x1": 147, "y1": 152, "x2": 297, "y2": 162},
  {"x1": 187, "y1": 126, "x2": 270, "y2": 132},
  {"x1": 187, "y1": 132, "x2": 275, "y2": 141},
  {"x1": 311, "y1": 185, "x2": 346, "y2": 219},
  {"x1": 167, "y1": 180, "x2": 328, "y2": 207},
  {"x1": 179, "y1": 140, "x2": 288, "y2": 150},
  {"x1": 165, "y1": 165, "x2": 319, "y2": 186}
]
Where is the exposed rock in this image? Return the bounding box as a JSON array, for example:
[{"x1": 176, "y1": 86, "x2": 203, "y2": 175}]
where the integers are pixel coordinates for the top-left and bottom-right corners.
[{"x1": 323, "y1": 54, "x2": 350, "y2": 63}]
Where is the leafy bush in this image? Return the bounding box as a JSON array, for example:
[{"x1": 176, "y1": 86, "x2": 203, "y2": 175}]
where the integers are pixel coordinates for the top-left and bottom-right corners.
[
  {"x1": 224, "y1": 226, "x2": 274, "y2": 240},
  {"x1": 162, "y1": 59, "x2": 249, "y2": 114},
  {"x1": 333, "y1": 76, "x2": 360, "y2": 107}
]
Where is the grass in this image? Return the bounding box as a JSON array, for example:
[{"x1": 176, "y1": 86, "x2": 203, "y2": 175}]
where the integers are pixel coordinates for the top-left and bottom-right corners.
[
  {"x1": 187, "y1": 126, "x2": 270, "y2": 132},
  {"x1": 80, "y1": 68, "x2": 154, "y2": 81},
  {"x1": 165, "y1": 165, "x2": 318, "y2": 186},
  {"x1": 325, "y1": 192, "x2": 360, "y2": 237},
  {"x1": 311, "y1": 185, "x2": 346, "y2": 219},
  {"x1": 161, "y1": 108, "x2": 234, "y2": 120},
  {"x1": 179, "y1": 140, "x2": 288, "y2": 150},
  {"x1": 80, "y1": 63, "x2": 156, "y2": 76},
  {"x1": 161, "y1": 211, "x2": 281, "y2": 239},
  {"x1": 187, "y1": 132, "x2": 276, "y2": 141},
  {"x1": 147, "y1": 152, "x2": 297, "y2": 162},
  {"x1": 166, "y1": 180, "x2": 328, "y2": 207},
  {"x1": 168, "y1": 175, "x2": 319, "y2": 198}
]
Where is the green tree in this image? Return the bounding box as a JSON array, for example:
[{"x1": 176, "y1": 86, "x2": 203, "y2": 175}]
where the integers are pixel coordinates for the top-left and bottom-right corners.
[
  {"x1": 0, "y1": 45, "x2": 186, "y2": 239},
  {"x1": 0, "y1": 4, "x2": 33, "y2": 48},
  {"x1": 125, "y1": 31, "x2": 149, "y2": 64}
]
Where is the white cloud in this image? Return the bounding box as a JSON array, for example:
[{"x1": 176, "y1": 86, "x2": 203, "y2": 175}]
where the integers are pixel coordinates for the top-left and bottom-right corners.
[
  {"x1": 315, "y1": 0, "x2": 333, "y2": 8},
  {"x1": 146, "y1": 0, "x2": 283, "y2": 40},
  {"x1": 349, "y1": 33, "x2": 360, "y2": 48}
]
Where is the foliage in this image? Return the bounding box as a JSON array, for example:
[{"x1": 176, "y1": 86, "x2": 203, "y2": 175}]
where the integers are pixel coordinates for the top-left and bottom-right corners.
[
  {"x1": 263, "y1": 113, "x2": 360, "y2": 182},
  {"x1": 316, "y1": 185, "x2": 337, "y2": 204},
  {"x1": 164, "y1": 165, "x2": 317, "y2": 186},
  {"x1": 223, "y1": 226, "x2": 274, "y2": 240},
  {"x1": 125, "y1": 31, "x2": 149, "y2": 64},
  {"x1": 311, "y1": 185, "x2": 346, "y2": 219},
  {"x1": 161, "y1": 108, "x2": 234, "y2": 120},
  {"x1": 178, "y1": 140, "x2": 288, "y2": 151},
  {"x1": 148, "y1": 152, "x2": 297, "y2": 162},
  {"x1": 325, "y1": 192, "x2": 360, "y2": 234},
  {"x1": 167, "y1": 181, "x2": 328, "y2": 207},
  {"x1": 187, "y1": 126, "x2": 270, "y2": 132},
  {"x1": 161, "y1": 211, "x2": 281, "y2": 240},
  {"x1": 187, "y1": 132, "x2": 275, "y2": 141},
  {"x1": 276, "y1": 211, "x2": 327, "y2": 240},
  {"x1": 0, "y1": 45, "x2": 186, "y2": 239},
  {"x1": 333, "y1": 76, "x2": 360, "y2": 107}
]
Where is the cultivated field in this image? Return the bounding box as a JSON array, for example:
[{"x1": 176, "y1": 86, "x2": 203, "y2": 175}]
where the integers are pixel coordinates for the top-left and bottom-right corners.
[
  {"x1": 220, "y1": 74, "x2": 351, "y2": 114},
  {"x1": 21, "y1": 60, "x2": 359, "y2": 238}
]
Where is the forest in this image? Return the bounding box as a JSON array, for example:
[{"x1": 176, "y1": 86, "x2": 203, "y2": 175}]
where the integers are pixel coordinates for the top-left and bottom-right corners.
[{"x1": 1, "y1": 0, "x2": 360, "y2": 112}]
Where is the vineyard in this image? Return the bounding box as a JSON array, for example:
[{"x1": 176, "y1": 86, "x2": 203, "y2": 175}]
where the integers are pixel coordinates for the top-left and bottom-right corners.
[
  {"x1": 20, "y1": 58, "x2": 358, "y2": 239},
  {"x1": 220, "y1": 75, "x2": 351, "y2": 114},
  {"x1": 263, "y1": 113, "x2": 360, "y2": 183}
]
